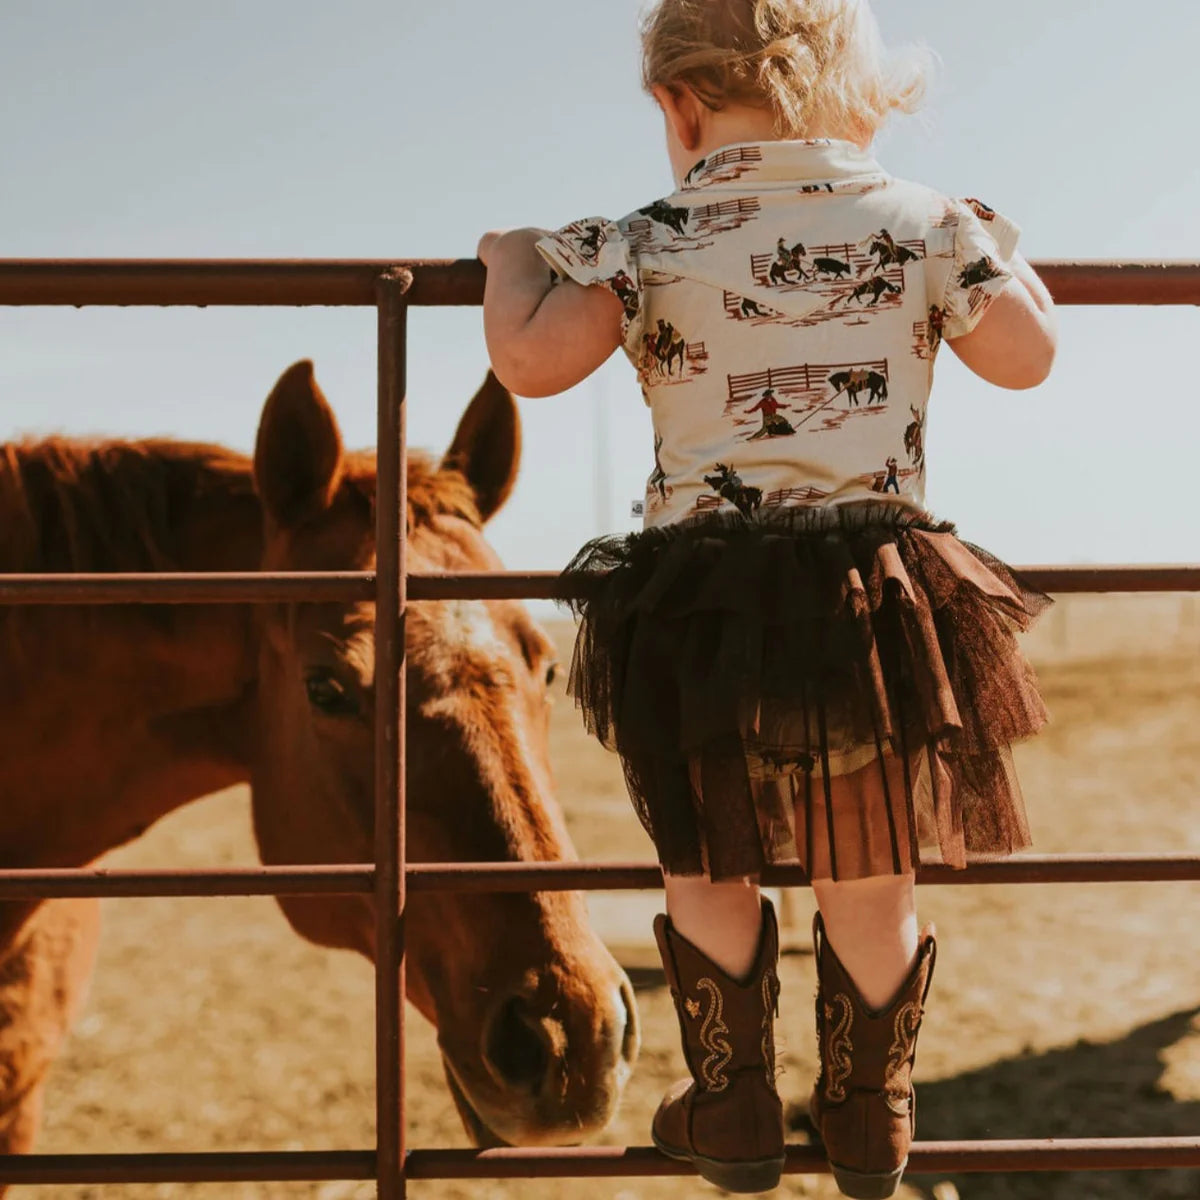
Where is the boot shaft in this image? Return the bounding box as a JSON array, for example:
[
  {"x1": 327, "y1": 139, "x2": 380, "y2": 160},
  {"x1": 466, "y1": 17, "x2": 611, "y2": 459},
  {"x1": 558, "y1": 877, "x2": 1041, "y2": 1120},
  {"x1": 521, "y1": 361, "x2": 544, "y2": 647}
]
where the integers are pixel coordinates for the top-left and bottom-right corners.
[
  {"x1": 813, "y1": 914, "x2": 936, "y2": 1107},
  {"x1": 654, "y1": 900, "x2": 782, "y2": 1093},
  {"x1": 651, "y1": 897, "x2": 787, "y2": 1188}
]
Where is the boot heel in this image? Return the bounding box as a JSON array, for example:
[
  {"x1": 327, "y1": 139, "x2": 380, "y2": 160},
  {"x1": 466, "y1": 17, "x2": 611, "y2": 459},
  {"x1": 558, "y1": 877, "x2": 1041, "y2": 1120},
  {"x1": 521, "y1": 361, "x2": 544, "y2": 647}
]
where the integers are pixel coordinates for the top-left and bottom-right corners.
[
  {"x1": 695, "y1": 1152, "x2": 786, "y2": 1194},
  {"x1": 830, "y1": 1160, "x2": 906, "y2": 1199}
]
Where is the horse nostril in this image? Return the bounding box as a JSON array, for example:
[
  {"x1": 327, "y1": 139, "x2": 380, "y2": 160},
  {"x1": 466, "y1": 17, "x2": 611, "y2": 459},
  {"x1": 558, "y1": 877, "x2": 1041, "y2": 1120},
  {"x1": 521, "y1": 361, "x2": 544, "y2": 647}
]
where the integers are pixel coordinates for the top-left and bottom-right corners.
[
  {"x1": 483, "y1": 996, "x2": 549, "y2": 1092},
  {"x1": 618, "y1": 975, "x2": 640, "y2": 1065}
]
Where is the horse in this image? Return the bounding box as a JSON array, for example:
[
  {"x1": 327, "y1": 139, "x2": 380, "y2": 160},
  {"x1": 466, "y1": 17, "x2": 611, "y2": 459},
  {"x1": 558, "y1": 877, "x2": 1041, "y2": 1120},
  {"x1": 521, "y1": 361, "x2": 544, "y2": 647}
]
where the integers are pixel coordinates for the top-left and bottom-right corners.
[
  {"x1": 638, "y1": 199, "x2": 689, "y2": 237},
  {"x1": 703, "y1": 464, "x2": 762, "y2": 516},
  {"x1": 958, "y1": 256, "x2": 1003, "y2": 288},
  {"x1": 640, "y1": 327, "x2": 687, "y2": 379},
  {"x1": 648, "y1": 434, "x2": 669, "y2": 503},
  {"x1": 846, "y1": 275, "x2": 901, "y2": 306},
  {"x1": 904, "y1": 405, "x2": 926, "y2": 469},
  {"x1": 867, "y1": 238, "x2": 921, "y2": 270},
  {"x1": 829, "y1": 368, "x2": 889, "y2": 406},
  {"x1": 576, "y1": 223, "x2": 605, "y2": 259},
  {"x1": 768, "y1": 242, "x2": 808, "y2": 286},
  {"x1": 0, "y1": 362, "x2": 639, "y2": 1175}
]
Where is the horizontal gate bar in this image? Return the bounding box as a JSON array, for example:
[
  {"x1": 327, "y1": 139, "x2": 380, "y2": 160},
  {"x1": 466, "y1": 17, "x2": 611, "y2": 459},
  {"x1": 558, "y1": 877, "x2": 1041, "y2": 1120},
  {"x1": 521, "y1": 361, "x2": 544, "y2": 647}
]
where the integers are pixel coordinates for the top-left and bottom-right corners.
[
  {"x1": 0, "y1": 563, "x2": 1198, "y2": 606},
  {"x1": 405, "y1": 1138, "x2": 1200, "y2": 1178},
  {"x1": 2, "y1": 259, "x2": 1200, "y2": 307},
  {"x1": 0, "y1": 259, "x2": 485, "y2": 307},
  {"x1": 0, "y1": 571, "x2": 375, "y2": 604},
  {"x1": 0, "y1": 1150, "x2": 376, "y2": 1184},
  {"x1": 3, "y1": 855, "x2": 1199, "y2": 899},
  {"x1": 0, "y1": 866, "x2": 374, "y2": 898},
  {"x1": 4, "y1": 1137, "x2": 1198, "y2": 1185},
  {"x1": 407, "y1": 854, "x2": 1200, "y2": 891}
]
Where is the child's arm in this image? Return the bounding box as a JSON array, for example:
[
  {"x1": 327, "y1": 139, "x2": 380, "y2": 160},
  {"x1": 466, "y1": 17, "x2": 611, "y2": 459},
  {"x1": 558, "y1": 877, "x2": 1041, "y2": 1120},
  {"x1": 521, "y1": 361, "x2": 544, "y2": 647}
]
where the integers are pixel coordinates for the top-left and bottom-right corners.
[
  {"x1": 480, "y1": 228, "x2": 624, "y2": 398},
  {"x1": 946, "y1": 253, "x2": 1058, "y2": 390}
]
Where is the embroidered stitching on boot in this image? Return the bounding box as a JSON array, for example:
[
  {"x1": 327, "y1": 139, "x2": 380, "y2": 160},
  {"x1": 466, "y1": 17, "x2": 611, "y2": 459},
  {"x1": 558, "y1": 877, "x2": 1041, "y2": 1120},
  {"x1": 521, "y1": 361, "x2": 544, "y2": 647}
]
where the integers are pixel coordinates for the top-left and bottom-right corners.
[
  {"x1": 823, "y1": 993, "x2": 854, "y2": 1103},
  {"x1": 761, "y1": 966, "x2": 780, "y2": 1089},
  {"x1": 694, "y1": 978, "x2": 733, "y2": 1092},
  {"x1": 885, "y1": 1000, "x2": 923, "y2": 1096}
]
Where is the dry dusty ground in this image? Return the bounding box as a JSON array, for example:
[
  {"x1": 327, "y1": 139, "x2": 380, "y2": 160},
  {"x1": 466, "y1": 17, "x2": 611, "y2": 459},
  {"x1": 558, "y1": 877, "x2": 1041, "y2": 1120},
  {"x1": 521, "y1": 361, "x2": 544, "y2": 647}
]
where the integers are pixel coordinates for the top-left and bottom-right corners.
[{"x1": 12, "y1": 595, "x2": 1200, "y2": 1200}]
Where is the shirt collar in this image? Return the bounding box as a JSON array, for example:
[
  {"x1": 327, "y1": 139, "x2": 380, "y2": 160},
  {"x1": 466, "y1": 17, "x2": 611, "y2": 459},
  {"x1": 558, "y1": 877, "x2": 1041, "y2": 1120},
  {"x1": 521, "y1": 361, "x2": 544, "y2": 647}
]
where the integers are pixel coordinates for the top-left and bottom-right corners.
[{"x1": 680, "y1": 139, "x2": 889, "y2": 193}]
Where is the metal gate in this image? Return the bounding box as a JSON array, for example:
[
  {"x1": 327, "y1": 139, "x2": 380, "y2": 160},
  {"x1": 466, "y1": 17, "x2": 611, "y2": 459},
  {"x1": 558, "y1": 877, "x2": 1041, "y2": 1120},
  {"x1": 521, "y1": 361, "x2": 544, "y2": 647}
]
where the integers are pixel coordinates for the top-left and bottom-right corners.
[{"x1": 1, "y1": 257, "x2": 1199, "y2": 1194}]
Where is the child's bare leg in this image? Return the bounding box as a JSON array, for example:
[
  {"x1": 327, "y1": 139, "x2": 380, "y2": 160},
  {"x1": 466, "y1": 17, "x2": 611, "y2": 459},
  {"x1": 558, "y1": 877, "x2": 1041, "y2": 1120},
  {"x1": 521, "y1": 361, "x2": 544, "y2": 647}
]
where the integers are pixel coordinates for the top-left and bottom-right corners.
[
  {"x1": 808, "y1": 753, "x2": 921, "y2": 1007},
  {"x1": 663, "y1": 874, "x2": 763, "y2": 979},
  {"x1": 811, "y1": 872, "x2": 918, "y2": 1008}
]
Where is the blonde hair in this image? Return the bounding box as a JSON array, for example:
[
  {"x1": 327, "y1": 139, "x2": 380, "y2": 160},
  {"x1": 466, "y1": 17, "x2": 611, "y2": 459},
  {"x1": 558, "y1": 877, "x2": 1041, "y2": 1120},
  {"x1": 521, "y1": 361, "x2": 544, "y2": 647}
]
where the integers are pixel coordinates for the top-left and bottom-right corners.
[{"x1": 640, "y1": 0, "x2": 931, "y2": 140}]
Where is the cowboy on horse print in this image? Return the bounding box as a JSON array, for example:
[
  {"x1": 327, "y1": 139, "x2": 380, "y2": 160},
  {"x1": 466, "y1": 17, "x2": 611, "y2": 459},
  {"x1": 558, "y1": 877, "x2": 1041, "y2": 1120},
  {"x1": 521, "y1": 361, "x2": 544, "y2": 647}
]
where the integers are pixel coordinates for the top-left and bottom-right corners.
[{"x1": 703, "y1": 463, "x2": 763, "y2": 516}]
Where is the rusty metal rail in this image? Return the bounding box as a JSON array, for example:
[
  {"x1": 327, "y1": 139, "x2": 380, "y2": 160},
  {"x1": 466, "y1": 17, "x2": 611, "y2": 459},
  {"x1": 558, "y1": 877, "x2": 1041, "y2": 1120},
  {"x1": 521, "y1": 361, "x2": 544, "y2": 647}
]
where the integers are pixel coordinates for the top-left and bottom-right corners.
[
  {"x1": 3, "y1": 257, "x2": 1200, "y2": 308},
  {"x1": 2, "y1": 1138, "x2": 1199, "y2": 1185},
  {"x1": 0, "y1": 563, "x2": 1197, "y2": 605},
  {"x1": 4, "y1": 854, "x2": 1200, "y2": 899},
  {"x1": 2, "y1": 256, "x2": 1199, "y2": 1194}
]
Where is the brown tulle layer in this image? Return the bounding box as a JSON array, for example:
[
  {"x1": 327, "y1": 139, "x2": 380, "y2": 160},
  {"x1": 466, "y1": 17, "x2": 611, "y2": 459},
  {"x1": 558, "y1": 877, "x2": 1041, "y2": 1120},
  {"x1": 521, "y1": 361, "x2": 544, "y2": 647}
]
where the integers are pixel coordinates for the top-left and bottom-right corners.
[{"x1": 562, "y1": 503, "x2": 1052, "y2": 882}]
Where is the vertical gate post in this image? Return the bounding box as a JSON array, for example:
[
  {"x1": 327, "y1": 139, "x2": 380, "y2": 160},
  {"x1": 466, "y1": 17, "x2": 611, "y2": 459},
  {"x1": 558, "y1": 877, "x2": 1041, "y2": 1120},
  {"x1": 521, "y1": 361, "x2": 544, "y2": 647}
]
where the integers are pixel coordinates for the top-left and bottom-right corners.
[{"x1": 375, "y1": 268, "x2": 413, "y2": 1199}]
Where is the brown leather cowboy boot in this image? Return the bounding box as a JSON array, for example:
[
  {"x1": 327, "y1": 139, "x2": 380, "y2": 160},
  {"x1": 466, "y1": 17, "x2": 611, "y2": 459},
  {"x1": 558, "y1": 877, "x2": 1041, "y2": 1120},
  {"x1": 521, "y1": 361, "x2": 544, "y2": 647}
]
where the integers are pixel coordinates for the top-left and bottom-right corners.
[
  {"x1": 809, "y1": 913, "x2": 936, "y2": 1200},
  {"x1": 652, "y1": 897, "x2": 786, "y2": 1194}
]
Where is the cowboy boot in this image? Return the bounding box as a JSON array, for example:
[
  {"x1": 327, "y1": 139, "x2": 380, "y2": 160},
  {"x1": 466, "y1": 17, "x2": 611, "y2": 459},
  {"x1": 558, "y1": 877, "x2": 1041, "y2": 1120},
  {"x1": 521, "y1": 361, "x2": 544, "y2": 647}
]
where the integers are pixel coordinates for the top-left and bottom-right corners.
[
  {"x1": 809, "y1": 913, "x2": 936, "y2": 1200},
  {"x1": 652, "y1": 898, "x2": 786, "y2": 1194}
]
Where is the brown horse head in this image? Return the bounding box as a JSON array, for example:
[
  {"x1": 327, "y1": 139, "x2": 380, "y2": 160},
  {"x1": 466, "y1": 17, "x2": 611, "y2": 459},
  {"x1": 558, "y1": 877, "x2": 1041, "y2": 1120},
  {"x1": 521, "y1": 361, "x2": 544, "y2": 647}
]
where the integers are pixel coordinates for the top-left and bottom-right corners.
[{"x1": 248, "y1": 361, "x2": 637, "y2": 1146}]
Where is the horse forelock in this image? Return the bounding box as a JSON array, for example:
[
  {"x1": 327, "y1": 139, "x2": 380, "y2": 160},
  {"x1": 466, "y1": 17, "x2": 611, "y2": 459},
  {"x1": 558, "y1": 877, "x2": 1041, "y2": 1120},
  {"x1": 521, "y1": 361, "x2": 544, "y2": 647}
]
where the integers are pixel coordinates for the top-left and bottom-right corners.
[{"x1": 341, "y1": 450, "x2": 483, "y2": 535}]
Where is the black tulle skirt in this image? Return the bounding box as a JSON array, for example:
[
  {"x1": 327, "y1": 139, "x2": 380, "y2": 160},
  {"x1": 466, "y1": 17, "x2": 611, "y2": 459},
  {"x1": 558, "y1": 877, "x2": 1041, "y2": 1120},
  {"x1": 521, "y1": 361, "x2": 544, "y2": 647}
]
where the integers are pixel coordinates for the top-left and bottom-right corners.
[{"x1": 562, "y1": 503, "x2": 1051, "y2": 882}]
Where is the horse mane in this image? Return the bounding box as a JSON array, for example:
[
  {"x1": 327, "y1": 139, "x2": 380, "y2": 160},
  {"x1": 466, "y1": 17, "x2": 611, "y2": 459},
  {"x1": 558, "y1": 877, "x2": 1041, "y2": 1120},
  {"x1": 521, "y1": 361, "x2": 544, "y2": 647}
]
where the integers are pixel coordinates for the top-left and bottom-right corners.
[
  {"x1": 0, "y1": 437, "x2": 258, "y2": 576},
  {"x1": 0, "y1": 437, "x2": 480, "y2": 578}
]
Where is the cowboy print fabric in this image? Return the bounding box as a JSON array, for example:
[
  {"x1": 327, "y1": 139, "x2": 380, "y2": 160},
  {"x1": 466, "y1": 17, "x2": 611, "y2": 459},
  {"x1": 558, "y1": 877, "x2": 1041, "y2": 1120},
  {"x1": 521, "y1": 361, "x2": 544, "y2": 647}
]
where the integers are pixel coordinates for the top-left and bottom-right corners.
[{"x1": 535, "y1": 140, "x2": 1019, "y2": 527}]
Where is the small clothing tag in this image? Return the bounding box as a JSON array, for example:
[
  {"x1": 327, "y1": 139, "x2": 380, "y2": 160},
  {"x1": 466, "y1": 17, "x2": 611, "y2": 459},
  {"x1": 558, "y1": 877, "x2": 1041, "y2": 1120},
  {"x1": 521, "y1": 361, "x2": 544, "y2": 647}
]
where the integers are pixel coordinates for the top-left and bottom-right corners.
[{"x1": 630, "y1": 500, "x2": 645, "y2": 518}]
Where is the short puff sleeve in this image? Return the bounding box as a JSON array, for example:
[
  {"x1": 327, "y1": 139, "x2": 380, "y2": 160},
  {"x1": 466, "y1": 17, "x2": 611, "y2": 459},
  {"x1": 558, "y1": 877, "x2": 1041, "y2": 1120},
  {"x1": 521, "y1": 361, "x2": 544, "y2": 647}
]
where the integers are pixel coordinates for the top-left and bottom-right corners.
[
  {"x1": 941, "y1": 198, "x2": 1021, "y2": 340},
  {"x1": 535, "y1": 218, "x2": 644, "y2": 352}
]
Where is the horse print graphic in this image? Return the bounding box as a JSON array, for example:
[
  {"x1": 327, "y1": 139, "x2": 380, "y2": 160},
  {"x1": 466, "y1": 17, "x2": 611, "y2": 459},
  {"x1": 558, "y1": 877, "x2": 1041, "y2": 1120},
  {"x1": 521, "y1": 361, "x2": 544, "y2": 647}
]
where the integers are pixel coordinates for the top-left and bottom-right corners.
[
  {"x1": 904, "y1": 406, "x2": 927, "y2": 475},
  {"x1": 553, "y1": 220, "x2": 609, "y2": 264},
  {"x1": 638, "y1": 199, "x2": 690, "y2": 237},
  {"x1": 702, "y1": 463, "x2": 762, "y2": 516},
  {"x1": 770, "y1": 239, "x2": 808, "y2": 286},
  {"x1": 647, "y1": 433, "x2": 673, "y2": 510},
  {"x1": 953, "y1": 259, "x2": 1005, "y2": 328},
  {"x1": 605, "y1": 268, "x2": 639, "y2": 324},
  {"x1": 845, "y1": 275, "x2": 901, "y2": 306},
  {"x1": 912, "y1": 305, "x2": 947, "y2": 360},
  {"x1": 829, "y1": 368, "x2": 888, "y2": 406},
  {"x1": 725, "y1": 359, "x2": 891, "y2": 438},
  {"x1": 682, "y1": 144, "x2": 764, "y2": 189},
  {"x1": 959, "y1": 256, "x2": 1003, "y2": 289},
  {"x1": 865, "y1": 229, "x2": 922, "y2": 271},
  {"x1": 747, "y1": 233, "x2": 925, "y2": 328},
  {"x1": 637, "y1": 319, "x2": 708, "y2": 387},
  {"x1": 627, "y1": 197, "x2": 762, "y2": 254}
]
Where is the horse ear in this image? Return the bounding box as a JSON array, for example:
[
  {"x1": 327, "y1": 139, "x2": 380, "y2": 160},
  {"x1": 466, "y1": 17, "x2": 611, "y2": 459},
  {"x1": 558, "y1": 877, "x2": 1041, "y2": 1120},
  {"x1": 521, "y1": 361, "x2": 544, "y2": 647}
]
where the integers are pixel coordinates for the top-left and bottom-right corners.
[
  {"x1": 441, "y1": 371, "x2": 521, "y2": 524},
  {"x1": 254, "y1": 360, "x2": 345, "y2": 529}
]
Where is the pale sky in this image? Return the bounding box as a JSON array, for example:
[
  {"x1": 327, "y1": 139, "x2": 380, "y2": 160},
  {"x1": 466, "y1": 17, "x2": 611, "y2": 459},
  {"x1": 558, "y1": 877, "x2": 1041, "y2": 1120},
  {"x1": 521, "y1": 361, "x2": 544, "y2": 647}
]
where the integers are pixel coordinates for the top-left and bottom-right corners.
[{"x1": 2, "y1": 0, "x2": 1198, "y2": 598}]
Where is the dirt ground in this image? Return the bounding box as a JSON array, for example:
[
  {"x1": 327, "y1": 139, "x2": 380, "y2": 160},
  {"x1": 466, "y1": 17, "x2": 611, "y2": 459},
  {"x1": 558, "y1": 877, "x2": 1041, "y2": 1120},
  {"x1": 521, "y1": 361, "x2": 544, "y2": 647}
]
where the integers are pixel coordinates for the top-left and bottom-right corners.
[{"x1": 13, "y1": 594, "x2": 1200, "y2": 1200}]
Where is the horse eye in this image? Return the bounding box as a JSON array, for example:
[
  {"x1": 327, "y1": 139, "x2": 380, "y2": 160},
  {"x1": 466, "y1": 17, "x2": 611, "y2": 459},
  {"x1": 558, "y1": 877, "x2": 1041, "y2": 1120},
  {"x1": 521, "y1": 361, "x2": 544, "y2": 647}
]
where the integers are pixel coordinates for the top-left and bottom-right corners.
[
  {"x1": 305, "y1": 671, "x2": 359, "y2": 717},
  {"x1": 545, "y1": 661, "x2": 560, "y2": 688}
]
